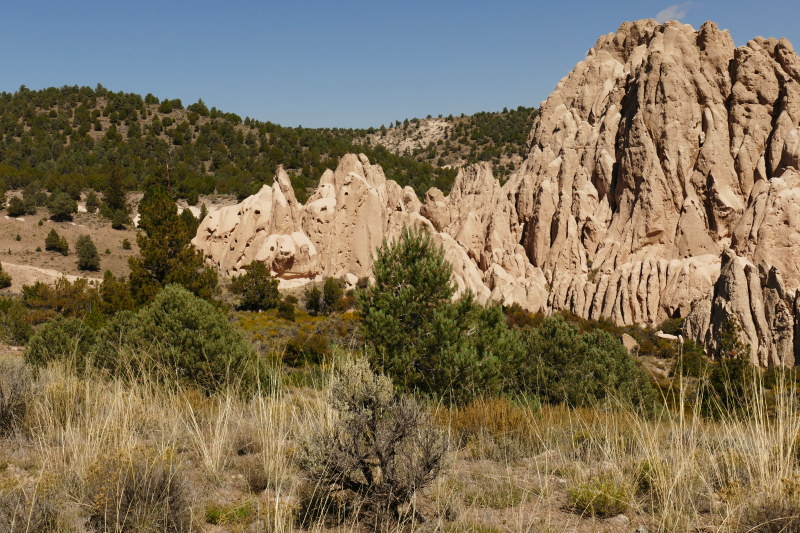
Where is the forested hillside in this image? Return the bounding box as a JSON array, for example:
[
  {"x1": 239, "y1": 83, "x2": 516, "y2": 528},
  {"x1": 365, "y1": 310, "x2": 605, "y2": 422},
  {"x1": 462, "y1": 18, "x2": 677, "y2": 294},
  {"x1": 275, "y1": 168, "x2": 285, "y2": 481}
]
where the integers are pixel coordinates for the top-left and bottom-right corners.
[
  {"x1": 366, "y1": 106, "x2": 538, "y2": 181},
  {"x1": 0, "y1": 84, "x2": 535, "y2": 203}
]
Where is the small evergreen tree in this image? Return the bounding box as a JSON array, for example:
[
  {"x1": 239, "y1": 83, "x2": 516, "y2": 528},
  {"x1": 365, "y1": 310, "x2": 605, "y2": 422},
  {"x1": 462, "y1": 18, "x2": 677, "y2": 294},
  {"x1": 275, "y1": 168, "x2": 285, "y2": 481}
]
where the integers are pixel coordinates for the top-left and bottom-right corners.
[
  {"x1": 85, "y1": 191, "x2": 99, "y2": 213},
  {"x1": 111, "y1": 210, "x2": 128, "y2": 230},
  {"x1": 47, "y1": 190, "x2": 78, "y2": 221},
  {"x1": 323, "y1": 277, "x2": 344, "y2": 313},
  {"x1": 128, "y1": 186, "x2": 217, "y2": 304},
  {"x1": 229, "y1": 261, "x2": 280, "y2": 311},
  {"x1": 76, "y1": 234, "x2": 100, "y2": 271},
  {"x1": 356, "y1": 225, "x2": 520, "y2": 403},
  {"x1": 99, "y1": 271, "x2": 135, "y2": 316},
  {"x1": 104, "y1": 168, "x2": 128, "y2": 216},
  {"x1": 44, "y1": 229, "x2": 69, "y2": 256},
  {"x1": 6, "y1": 197, "x2": 24, "y2": 217},
  {"x1": 302, "y1": 285, "x2": 323, "y2": 316}
]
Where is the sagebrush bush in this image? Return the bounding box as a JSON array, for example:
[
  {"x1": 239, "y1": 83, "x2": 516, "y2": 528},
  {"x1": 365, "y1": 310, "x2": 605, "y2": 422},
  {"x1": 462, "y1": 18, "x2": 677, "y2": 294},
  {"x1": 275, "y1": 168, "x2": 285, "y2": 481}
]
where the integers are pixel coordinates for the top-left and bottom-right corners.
[
  {"x1": 296, "y1": 357, "x2": 449, "y2": 525},
  {"x1": 85, "y1": 447, "x2": 191, "y2": 532}
]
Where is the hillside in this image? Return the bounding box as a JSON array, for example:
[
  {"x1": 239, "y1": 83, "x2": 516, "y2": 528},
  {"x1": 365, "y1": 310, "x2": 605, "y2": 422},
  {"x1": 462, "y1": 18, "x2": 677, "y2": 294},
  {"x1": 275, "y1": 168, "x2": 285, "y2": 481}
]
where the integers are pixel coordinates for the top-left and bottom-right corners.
[
  {"x1": 0, "y1": 86, "x2": 534, "y2": 204},
  {"x1": 364, "y1": 107, "x2": 538, "y2": 180}
]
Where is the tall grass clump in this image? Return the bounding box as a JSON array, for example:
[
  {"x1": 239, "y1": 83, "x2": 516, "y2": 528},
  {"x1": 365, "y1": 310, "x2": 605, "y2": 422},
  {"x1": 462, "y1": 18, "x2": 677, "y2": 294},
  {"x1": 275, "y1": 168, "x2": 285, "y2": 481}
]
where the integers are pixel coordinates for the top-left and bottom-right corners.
[{"x1": 0, "y1": 355, "x2": 33, "y2": 437}]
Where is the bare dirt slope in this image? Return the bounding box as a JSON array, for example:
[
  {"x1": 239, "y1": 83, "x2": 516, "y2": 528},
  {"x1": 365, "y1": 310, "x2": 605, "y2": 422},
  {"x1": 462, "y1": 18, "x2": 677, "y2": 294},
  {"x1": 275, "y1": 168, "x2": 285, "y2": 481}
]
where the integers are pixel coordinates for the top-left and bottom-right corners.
[{"x1": 0, "y1": 192, "x2": 239, "y2": 294}]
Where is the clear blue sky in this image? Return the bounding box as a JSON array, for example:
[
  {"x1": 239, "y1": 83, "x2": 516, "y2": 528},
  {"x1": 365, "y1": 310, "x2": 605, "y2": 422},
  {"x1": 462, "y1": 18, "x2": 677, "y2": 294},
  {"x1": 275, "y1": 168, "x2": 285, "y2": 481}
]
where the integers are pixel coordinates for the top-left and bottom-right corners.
[{"x1": 2, "y1": 0, "x2": 798, "y2": 128}]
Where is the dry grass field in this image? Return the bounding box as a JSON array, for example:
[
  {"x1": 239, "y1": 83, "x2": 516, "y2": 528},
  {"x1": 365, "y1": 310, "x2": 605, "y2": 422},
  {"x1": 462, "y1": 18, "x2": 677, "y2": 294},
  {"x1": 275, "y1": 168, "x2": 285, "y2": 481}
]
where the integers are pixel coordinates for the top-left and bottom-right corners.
[{"x1": 1, "y1": 342, "x2": 798, "y2": 533}]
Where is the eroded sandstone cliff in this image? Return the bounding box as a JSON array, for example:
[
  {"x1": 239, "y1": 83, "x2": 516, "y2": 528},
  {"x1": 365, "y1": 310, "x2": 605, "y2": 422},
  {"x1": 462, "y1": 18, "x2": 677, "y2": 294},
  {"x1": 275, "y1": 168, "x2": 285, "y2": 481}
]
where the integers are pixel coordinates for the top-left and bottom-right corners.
[{"x1": 193, "y1": 19, "x2": 800, "y2": 366}]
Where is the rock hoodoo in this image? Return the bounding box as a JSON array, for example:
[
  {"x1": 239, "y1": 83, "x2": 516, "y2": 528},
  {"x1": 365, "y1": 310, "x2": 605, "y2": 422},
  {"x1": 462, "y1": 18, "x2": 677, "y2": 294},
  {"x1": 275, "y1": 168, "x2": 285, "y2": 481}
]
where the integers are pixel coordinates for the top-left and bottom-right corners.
[{"x1": 193, "y1": 19, "x2": 800, "y2": 367}]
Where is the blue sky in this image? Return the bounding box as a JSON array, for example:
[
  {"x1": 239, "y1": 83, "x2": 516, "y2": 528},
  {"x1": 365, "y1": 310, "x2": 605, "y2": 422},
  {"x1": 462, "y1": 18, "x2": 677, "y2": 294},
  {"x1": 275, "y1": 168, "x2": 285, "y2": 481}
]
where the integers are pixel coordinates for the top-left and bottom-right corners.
[{"x1": 1, "y1": 0, "x2": 798, "y2": 128}]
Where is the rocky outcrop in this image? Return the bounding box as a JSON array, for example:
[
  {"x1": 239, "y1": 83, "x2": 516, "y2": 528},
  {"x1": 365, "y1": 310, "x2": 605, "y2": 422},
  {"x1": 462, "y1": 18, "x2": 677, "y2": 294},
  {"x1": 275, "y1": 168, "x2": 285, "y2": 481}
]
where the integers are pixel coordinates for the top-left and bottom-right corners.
[
  {"x1": 193, "y1": 154, "x2": 548, "y2": 311},
  {"x1": 194, "y1": 19, "x2": 800, "y2": 367},
  {"x1": 684, "y1": 249, "x2": 797, "y2": 366}
]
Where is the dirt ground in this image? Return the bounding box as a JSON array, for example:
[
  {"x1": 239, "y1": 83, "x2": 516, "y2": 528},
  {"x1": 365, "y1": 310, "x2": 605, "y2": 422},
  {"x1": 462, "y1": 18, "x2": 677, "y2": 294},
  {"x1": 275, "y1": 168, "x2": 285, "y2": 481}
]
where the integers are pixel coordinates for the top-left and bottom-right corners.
[{"x1": 0, "y1": 191, "x2": 238, "y2": 294}]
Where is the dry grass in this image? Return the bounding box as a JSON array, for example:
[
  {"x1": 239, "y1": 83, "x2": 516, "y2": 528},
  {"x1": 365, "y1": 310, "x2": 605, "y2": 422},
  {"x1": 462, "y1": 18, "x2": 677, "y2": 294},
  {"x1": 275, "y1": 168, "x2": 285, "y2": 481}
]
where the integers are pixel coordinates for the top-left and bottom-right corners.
[{"x1": 1, "y1": 348, "x2": 800, "y2": 532}]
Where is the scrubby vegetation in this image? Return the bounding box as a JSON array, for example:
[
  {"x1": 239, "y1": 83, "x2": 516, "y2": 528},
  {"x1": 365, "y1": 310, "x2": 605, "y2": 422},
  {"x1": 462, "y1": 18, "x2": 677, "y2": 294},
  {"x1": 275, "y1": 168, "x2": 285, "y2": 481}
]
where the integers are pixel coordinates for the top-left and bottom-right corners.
[{"x1": 0, "y1": 177, "x2": 797, "y2": 532}]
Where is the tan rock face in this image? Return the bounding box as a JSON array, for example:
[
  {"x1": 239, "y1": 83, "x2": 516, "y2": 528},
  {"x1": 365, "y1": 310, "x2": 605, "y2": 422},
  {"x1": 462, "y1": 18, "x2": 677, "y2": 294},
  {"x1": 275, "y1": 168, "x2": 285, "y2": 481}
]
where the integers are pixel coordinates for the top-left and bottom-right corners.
[{"x1": 193, "y1": 19, "x2": 800, "y2": 367}]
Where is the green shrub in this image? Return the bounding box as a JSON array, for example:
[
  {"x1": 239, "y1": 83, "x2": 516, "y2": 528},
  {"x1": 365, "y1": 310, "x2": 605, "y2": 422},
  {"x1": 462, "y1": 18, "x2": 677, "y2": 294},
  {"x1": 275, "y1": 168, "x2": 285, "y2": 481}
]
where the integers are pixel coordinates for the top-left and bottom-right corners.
[
  {"x1": 0, "y1": 263, "x2": 11, "y2": 290},
  {"x1": 24, "y1": 315, "x2": 99, "y2": 373},
  {"x1": 672, "y1": 340, "x2": 709, "y2": 378},
  {"x1": 229, "y1": 262, "x2": 280, "y2": 311},
  {"x1": 122, "y1": 238, "x2": 131, "y2": 250},
  {"x1": 323, "y1": 277, "x2": 344, "y2": 312},
  {"x1": 0, "y1": 298, "x2": 32, "y2": 345},
  {"x1": 285, "y1": 332, "x2": 329, "y2": 366},
  {"x1": 85, "y1": 191, "x2": 99, "y2": 213},
  {"x1": 518, "y1": 315, "x2": 658, "y2": 413},
  {"x1": 277, "y1": 299, "x2": 295, "y2": 321},
  {"x1": 567, "y1": 476, "x2": 628, "y2": 517},
  {"x1": 111, "y1": 209, "x2": 128, "y2": 229},
  {"x1": 96, "y1": 284, "x2": 266, "y2": 393},
  {"x1": 46, "y1": 190, "x2": 77, "y2": 221},
  {"x1": 302, "y1": 284, "x2": 323, "y2": 316}
]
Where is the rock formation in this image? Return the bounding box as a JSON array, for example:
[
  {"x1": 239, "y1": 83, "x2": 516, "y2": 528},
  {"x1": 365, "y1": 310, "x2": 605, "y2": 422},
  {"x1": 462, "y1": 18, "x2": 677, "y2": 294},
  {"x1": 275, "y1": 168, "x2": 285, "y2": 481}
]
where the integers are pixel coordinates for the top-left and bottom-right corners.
[{"x1": 193, "y1": 19, "x2": 800, "y2": 367}]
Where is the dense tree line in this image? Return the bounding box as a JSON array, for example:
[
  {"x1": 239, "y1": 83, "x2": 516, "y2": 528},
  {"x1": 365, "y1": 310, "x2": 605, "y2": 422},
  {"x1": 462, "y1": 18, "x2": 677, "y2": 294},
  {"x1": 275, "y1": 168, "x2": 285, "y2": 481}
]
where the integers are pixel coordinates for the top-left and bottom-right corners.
[{"x1": 0, "y1": 84, "x2": 465, "y2": 203}]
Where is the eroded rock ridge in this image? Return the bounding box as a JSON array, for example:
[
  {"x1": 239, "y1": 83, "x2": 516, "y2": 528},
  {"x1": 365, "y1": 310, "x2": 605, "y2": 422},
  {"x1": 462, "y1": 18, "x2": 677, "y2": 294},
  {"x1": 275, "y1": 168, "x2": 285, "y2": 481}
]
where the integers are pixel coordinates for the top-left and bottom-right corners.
[{"x1": 193, "y1": 19, "x2": 800, "y2": 366}]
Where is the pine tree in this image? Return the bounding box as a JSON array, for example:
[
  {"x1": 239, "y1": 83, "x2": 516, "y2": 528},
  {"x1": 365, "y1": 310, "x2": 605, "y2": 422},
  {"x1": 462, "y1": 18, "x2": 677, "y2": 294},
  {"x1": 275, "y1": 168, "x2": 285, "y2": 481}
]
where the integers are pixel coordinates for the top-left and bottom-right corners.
[
  {"x1": 44, "y1": 229, "x2": 69, "y2": 256},
  {"x1": 128, "y1": 186, "x2": 217, "y2": 304},
  {"x1": 356, "y1": 225, "x2": 518, "y2": 402},
  {"x1": 6, "y1": 197, "x2": 25, "y2": 217},
  {"x1": 85, "y1": 191, "x2": 99, "y2": 213},
  {"x1": 47, "y1": 190, "x2": 77, "y2": 221},
  {"x1": 104, "y1": 168, "x2": 128, "y2": 215},
  {"x1": 76, "y1": 234, "x2": 100, "y2": 271},
  {"x1": 229, "y1": 261, "x2": 280, "y2": 311}
]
